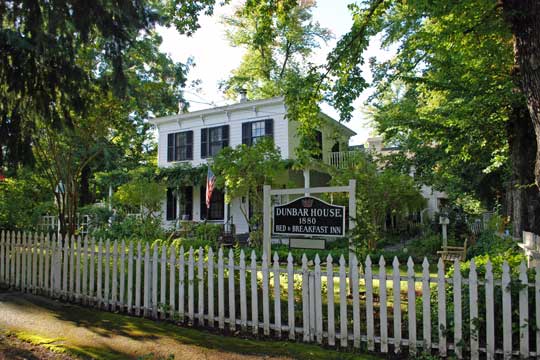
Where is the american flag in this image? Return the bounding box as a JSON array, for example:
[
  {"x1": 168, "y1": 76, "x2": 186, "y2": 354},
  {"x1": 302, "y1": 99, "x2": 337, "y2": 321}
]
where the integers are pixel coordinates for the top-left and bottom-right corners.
[{"x1": 206, "y1": 166, "x2": 216, "y2": 209}]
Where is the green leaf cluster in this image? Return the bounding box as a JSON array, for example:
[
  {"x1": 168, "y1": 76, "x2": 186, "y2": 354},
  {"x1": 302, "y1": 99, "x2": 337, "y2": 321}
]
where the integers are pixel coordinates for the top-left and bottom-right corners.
[{"x1": 211, "y1": 138, "x2": 286, "y2": 228}]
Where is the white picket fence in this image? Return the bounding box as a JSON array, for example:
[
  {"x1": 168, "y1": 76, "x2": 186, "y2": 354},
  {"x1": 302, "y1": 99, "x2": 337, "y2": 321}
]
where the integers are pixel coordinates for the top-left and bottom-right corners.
[{"x1": 0, "y1": 230, "x2": 539, "y2": 358}]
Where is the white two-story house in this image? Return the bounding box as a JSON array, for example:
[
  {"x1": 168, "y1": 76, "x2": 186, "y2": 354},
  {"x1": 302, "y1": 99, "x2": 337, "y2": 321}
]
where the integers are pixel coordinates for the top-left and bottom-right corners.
[{"x1": 149, "y1": 96, "x2": 356, "y2": 234}]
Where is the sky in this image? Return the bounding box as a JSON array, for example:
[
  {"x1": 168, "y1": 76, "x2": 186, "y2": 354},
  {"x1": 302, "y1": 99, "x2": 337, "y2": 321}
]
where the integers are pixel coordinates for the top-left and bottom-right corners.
[{"x1": 157, "y1": 0, "x2": 395, "y2": 145}]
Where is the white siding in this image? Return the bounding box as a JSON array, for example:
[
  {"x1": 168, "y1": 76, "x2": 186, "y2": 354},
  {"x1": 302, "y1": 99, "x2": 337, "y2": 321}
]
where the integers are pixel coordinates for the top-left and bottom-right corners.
[
  {"x1": 153, "y1": 98, "x2": 354, "y2": 233},
  {"x1": 156, "y1": 101, "x2": 289, "y2": 168}
]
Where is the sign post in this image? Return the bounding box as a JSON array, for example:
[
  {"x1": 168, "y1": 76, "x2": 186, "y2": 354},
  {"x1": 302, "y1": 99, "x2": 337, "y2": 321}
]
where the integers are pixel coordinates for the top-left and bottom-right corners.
[{"x1": 262, "y1": 180, "x2": 356, "y2": 256}]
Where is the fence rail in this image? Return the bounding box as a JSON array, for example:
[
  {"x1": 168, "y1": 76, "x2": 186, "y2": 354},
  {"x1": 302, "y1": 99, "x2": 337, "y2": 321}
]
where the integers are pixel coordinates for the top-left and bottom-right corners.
[{"x1": 0, "y1": 230, "x2": 539, "y2": 359}]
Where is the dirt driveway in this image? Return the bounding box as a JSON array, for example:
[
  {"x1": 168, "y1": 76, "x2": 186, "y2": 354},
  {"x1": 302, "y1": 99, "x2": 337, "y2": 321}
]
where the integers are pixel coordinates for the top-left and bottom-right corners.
[{"x1": 0, "y1": 291, "x2": 375, "y2": 360}]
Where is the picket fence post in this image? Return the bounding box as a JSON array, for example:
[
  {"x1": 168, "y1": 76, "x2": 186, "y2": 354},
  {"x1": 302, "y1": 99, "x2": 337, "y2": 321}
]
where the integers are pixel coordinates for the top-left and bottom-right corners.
[
  {"x1": 366, "y1": 255, "x2": 375, "y2": 351},
  {"x1": 262, "y1": 252, "x2": 270, "y2": 336},
  {"x1": 198, "y1": 247, "x2": 205, "y2": 325},
  {"x1": 178, "y1": 246, "x2": 185, "y2": 322},
  {"x1": 437, "y1": 259, "x2": 447, "y2": 356},
  {"x1": 250, "y1": 251, "x2": 259, "y2": 335},
  {"x1": 89, "y1": 238, "x2": 96, "y2": 304},
  {"x1": 339, "y1": 255, "x2": 347, "y2": 348},
  {"x1": 469, "y1": 259, "x2": 479, "y2": 360},
  {"x1": 287, "y1": 253, "x2": 295, "y2": 341},
  {"x1": 379, "y1": 256, "x2": 388, "y2": 353},
  {"x1": 453, "y1": 258, "x2": 462, "y2": 359},
  {"x1": 407, "y1": 257, "x2": 417, "y2": 355},
  {"x1": 239, "y1": 250, "x2": 247, "y2": 331},
  {"x1": 120, "y1": 240, "x2": 126, "y2": 311},
  {"x1": 143, "y1": 243, "x2": 150, "y2": 317},
  {"x1": 31, "y1": 233, "x2": 38, "y2": 293},
  {"x1": 314, "y1": 254, "x2": 322, "y2": 344},
  {"x1": 274, "y1": 252, "x2": 282, "y2": 338},
  {"x1": 188, "y1": 247, "x2": 194, "y2": 323},
  {"x1": 135, "y1": 242, "x2": 141, "y2": 316},
  {"x1": 485, "y1": 260, "x2": 494, "y2": 359},
  {"x1": 301, "y1": 254, "x2": 309, "y2": 342},
  {"x1": 518, "y1": 262, "x2": 529, "y2": 358},
  {"x1": 127, "y1": 241, "x2": 134, "y2": 313},
  {"x1": 82, "y1": 236, "x2": 90, "y2": 304},
  {"x1": 169, "y1": 244, "x2": 176, "y2": 319},
  {"x1": 161, "y1": 244, "x2": 167, "y2": 320},
  {"x1": 228, "y1": 249, "x2": 236, "y2": 331},
  {"x1": 326, "y1": 254, "x2": 335, "y2": 347},
  {"x1": 501, "y1": 261, "x2": 512, "y2": 360},
  {"x1": 83, "y1": 237, "x2": 89, "y2": 303},
  {"x1": 207, "y1": 248, "x2": 214, "y2": 327},
  {"x1": 421, "y1": 258, "x2": 431, "y2": 352},
  {"x1": 151, "y1": 243, "x2": 158, "y2": 319},
  {"x1": 217, "y1": 247, "x2": 224, "y2": 329},
  {"x1": 392, "y1": 257, "x2": 401, "y2": 353},
  {"x1": 105, "y1": 239, "x2": 111, "y2": 309},
  {"x1": 111, "y1": 241, "x2": 118, "y2": 311},
  {"x1": 350, "y1": 254, "x2": 360, "y2": 349}
]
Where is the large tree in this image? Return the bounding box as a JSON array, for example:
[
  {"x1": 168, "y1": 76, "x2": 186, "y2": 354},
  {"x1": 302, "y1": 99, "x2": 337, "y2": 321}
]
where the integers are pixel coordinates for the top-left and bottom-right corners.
[
  {"x1": 286, "y1": 0, "x2": 540, "y2": 235},
  {"x1": 501, "y1": 1, "x2": 540, "y2": 190},
  {"x1": 0, "y1": 0, "x2": 216, "y2": 171},
  {"x1": 221, "y1": 0, "x2": 331, "y2": 100},
  {"x1": 0, "y1": 0, "x2": 217, "y2": 235}
]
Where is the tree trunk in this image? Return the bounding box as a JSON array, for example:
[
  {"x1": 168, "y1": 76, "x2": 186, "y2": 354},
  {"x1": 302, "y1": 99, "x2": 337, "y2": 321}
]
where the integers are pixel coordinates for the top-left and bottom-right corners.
[
  {"x1": 79, "y1": 164, "x2": 93, "y2": 206},
  {"x1": 502, "y1": 0, "x2": 540, "y2": 190},
  {"x1": 507, "y1": 101, "x2": 540, "y2": 235}
]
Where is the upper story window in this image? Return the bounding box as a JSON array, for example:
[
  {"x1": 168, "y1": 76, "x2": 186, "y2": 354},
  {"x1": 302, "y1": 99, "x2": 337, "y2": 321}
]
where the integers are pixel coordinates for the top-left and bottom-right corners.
[
  {"x1": 201, "y1": 125, "x2": 229, "y2": 158},
  {"x1": 167, "y1": 131, "x2": 193, "y2": 162},
  {"x1": 242, "y1": 119, "x2": 273, "y2": 146}
]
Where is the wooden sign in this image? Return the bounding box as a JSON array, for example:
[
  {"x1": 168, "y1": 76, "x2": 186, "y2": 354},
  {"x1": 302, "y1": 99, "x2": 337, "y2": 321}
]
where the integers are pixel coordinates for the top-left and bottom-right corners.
[{"x1": 273, "y1": 196, "x2": 345, "y2": 237}]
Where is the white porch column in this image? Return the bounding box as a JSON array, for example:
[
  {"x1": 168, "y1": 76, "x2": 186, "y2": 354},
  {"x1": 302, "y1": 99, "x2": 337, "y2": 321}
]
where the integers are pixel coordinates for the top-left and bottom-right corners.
[
  {"x1": 224, "y1": 188, "x2": 229, "y2": 222},
  {"x1": 263, "y1": 185, "x2": 271, "y2": 258},
  {"x1": 303, "y1": 168, "x2": 310, "y2": 196}
]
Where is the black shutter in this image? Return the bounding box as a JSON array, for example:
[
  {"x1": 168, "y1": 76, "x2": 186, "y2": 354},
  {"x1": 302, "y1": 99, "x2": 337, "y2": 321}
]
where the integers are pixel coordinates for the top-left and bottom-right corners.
[
  {"x1": 242, "y1": 122, "x2": 251, "y2": 145},
  {"x1": 200, "y1": 186, "x2": 207, "y2": 220},
  {"x1": 201, "y1": 128, "x2": 208, "y2": 158},
  {"x1": 265, "y1": 119, "x2": 273, "y2": 138},
  {"x1": 175, "y1": 132, "x2": 181, "y2": 160},
  {"x1": 186, "y1": 131, "x2": 193, "y2": 160},
  {"x1": 222, "y1": 125, "x2": 229, "y2": 147},
  {"x1": 184, "y1": 186, "x2": 193, "y2": 219},
  {"x1": 167, "y1": 133, "x2": 175, "y2": 162},
  {"x1": 166, "y1": 188, "x2": 176, "y2": 220}
]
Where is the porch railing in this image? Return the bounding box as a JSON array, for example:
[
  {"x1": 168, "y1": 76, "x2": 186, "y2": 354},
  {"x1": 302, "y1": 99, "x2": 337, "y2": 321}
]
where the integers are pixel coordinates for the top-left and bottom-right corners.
[{"x1": 323, "y1": 151, "x2": 362, "y2": 169}]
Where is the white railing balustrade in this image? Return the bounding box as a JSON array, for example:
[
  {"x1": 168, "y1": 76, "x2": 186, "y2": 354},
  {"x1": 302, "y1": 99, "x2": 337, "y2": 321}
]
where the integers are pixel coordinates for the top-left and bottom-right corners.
[{"x1": 323, "y1": 151, "x2": 362, "y2": 169}]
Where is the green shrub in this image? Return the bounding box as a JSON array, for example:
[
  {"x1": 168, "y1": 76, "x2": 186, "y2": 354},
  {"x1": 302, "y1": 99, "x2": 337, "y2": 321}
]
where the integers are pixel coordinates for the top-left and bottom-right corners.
[
  {"x1": 90, "y1": 215, "x2": 165, "y2": 242},
  {"x1": 439, "y1": 230, "x2": 532, "y2": 353},
  {"x1": 194, "y1": 223, "x2": 222, "y2": 244},
  {"x1": 467, "y1": 230, "x2": 517, "y2": 259}
]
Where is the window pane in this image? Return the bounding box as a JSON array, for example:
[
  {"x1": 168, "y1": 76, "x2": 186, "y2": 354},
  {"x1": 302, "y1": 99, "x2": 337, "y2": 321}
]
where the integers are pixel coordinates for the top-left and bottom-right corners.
[
  {"x1": 210, "y1": 127, "x2": 222, "y2": 142},
  {"x1": 252, "y1": 121, "x2": 265, "y2": 137}
]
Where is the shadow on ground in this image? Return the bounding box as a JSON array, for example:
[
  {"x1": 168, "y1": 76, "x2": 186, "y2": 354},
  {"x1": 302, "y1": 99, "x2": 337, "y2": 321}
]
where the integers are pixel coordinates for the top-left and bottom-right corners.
[{"x1": 0, "y1": 290, "x2": 379, "y2": 360}]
